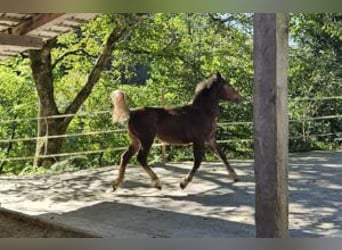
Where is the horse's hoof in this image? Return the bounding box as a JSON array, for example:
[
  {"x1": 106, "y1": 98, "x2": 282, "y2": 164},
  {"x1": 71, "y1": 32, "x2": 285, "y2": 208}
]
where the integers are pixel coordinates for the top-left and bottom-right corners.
[
  {"x1": 180, "y1": 180, "x2": 188, "y2": 190},
  {"x1": 112, "y1": 182, "x2": 120, "y2": 192},
  {"x1": 231, "y1": 174, "x2": 240, "y2": 182},
  {"x1": 152, "y1": 179, "x2": 162, "y2": 190},
  {"x1": 180, "y1": 176, "x2": 191, "y2": 190},
  {"x1": 228, "y1": 171, "x2": 240, "y2": 182}
]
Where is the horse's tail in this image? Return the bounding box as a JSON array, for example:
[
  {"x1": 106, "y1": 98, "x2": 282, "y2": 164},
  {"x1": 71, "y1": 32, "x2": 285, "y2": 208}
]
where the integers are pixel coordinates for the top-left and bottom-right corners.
[{"x1": 110, "y1": 90, "x2": 130, "y2": 123}]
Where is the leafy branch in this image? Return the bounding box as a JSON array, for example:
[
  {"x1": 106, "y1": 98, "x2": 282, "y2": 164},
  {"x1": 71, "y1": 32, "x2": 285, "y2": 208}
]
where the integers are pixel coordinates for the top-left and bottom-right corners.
[{"x1": 52, "y1": 49, "x2": 97, "y2": 69}]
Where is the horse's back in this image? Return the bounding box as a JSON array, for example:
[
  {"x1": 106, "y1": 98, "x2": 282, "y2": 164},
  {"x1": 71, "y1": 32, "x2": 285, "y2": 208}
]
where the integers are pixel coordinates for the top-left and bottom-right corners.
[{"x1": 128, "y1": 106, "x2": 214, "y2": 144}]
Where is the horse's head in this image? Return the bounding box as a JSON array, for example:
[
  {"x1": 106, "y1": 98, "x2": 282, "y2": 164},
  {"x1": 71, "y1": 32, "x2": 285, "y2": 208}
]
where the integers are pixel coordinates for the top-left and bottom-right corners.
[{"x1": 215, "y1": 72, "x2": 242, "y2": 103}]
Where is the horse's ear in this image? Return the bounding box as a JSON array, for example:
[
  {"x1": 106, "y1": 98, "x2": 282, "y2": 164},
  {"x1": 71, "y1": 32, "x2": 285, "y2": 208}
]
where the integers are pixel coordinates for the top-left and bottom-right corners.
[{"x1": 216, "y1": 72, "x2": 222, "y2": 80}]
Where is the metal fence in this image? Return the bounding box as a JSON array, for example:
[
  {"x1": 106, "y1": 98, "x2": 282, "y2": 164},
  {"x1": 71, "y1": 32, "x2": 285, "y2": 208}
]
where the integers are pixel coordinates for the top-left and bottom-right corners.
[{"x1": 0, "y1": 97, "x2": 341, "y2": 165}]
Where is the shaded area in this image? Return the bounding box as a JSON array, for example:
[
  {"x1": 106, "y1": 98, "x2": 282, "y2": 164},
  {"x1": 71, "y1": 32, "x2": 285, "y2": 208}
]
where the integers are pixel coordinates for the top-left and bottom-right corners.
[
  {"x1": 288, "y1": 151, "x2": 342, "y2": 237},
  {"x1": 0, "y1": 208, "x2": 98, "y2": 238},
  {"x1": 41, "y1": 202, "x2": 255, "y2": 238},
  {"x1": 0, "y1": 151, "x2": 341, "y2": 237}
]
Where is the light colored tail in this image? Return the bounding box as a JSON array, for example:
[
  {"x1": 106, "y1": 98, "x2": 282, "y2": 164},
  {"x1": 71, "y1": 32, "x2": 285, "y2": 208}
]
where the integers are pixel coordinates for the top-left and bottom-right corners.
[{"x1": 110, "y1": 90, "x2": 130, "y2": 123}]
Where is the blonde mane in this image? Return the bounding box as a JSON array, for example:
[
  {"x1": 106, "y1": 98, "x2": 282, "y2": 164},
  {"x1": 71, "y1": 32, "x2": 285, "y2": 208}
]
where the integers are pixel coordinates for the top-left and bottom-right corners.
[{"x1": 194, "y1": 75, "x2": 216, "y2": 95}]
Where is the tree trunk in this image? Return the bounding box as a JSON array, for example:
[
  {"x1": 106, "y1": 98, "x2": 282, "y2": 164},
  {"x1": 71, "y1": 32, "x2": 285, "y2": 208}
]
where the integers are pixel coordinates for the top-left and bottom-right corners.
[
  {"x1": 29, "y1": 39, "x2": 61, "y2": 167},
  {"x1": 34, "y1": 115, "x2": 69, "y2": 167},
  {"x1": 29, "y1": 15, "x2": 130, "y2": 167}
]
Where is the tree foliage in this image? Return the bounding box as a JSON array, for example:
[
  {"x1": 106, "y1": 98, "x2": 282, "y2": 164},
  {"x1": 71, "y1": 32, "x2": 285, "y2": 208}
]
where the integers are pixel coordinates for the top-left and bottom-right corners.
[
  {"x1": 288, "y1": 13, "x2": 341, "y2": 151},
  {"x1": 0, "y1": 13, "x2": 340, "y2": 175}
]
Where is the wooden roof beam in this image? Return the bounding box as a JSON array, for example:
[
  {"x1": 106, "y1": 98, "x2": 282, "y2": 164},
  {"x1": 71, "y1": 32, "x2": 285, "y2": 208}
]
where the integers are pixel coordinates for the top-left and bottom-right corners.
[
  {"x1": 5, "y1": 13, "x2": 64, "y2": 35},
  {"x1": 55, "y1": 22, "x2": 81, "y2": 29},
  {"x1": 66, "y1": 16, "x2": 90, "y2": 23},
  {"x1": 0, "y1": 15, "x2": 27, "y2": 23},
  {"x1": 0, "y1": 22, "x2": 15, "y2": 27},
  {"x1": 0, "y1": 33, "x2": 43, "y2": 49}
]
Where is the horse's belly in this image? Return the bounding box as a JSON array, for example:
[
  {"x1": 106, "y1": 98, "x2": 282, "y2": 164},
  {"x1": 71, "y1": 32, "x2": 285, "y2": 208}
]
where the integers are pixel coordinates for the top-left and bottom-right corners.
[
  {"x1": 155, "y1": 114, "x2": 212, "y2": 144},
  {"x1": 156, "y1": 131, "x2": 191, "y2": 145}
]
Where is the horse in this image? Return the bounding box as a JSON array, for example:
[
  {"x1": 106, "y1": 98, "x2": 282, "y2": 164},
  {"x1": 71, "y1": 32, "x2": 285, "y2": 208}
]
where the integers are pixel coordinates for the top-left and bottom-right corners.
[{"x1": 110, "y1": 72, "x2": 242, "y2": 191}]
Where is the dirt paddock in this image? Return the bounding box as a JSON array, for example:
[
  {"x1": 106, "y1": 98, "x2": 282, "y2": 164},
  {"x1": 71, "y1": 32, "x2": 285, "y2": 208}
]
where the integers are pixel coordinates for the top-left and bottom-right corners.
[
  {"x1": 0, "y1": 151, "x2": 341, "y2": 237},
  {"x1": 0, "y1": 208, "x2": 98, "y2": 237}
]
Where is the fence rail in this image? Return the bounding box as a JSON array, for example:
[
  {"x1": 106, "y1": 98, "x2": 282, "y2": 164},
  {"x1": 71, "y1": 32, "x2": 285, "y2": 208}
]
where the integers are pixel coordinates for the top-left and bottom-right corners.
[
  {"x1": 1, "y1": 115, "x2": 341, "y2": 144},
  {"x1": 0, "y1": 129, "x2": 127, "y2": 144},
  {"x1": 0, "y1": 114, "x2": 342, "y2": 143},
  {"x1": 1, "y1": 95, "x2": 341, "y2": 124},
  {"x1": 1, "y1": 95, "x2": 341, "y2": 164},
  {"x1": 1, "y1": 116, "x2": 340, "y2": 163}
]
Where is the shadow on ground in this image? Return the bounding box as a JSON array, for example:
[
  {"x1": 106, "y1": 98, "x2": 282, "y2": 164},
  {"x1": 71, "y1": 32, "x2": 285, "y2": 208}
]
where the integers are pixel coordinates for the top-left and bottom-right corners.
[
  {"x1": 41, "y1": 202, "x2": 255, "y2": 237},
  {"x1": 0, "y1": 151, "x2": 341, "y2": 237}
]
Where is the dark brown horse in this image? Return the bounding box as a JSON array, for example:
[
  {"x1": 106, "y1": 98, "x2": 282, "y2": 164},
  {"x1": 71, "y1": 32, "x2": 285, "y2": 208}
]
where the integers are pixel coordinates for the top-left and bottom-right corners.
[{"x1": 110, "y1": 72, "x2": 242, "y2": 191}]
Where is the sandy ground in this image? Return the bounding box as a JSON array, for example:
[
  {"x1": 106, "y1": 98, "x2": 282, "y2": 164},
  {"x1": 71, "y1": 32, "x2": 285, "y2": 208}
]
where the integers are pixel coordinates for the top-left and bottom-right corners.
[
  {"x1": 0, "y1": 211, "x2": 97, "y2": 238},
  {"x1": 0, "y1": 151, "x2": 341, "y2": 238}
]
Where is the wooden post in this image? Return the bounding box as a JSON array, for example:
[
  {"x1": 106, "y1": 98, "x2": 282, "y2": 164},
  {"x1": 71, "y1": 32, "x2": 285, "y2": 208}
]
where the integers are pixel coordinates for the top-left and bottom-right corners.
[
  {"x1": 160, "y1": 87, "x2": 167, "y2": 163},
  {"x1": 253, "y1": 13, "x2": 289, "y2": 238}
]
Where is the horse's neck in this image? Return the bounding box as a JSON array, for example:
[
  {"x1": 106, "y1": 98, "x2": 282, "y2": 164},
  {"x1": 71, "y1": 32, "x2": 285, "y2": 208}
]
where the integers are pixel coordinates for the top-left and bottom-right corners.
[{"x1": 191, "y1": 95, "x2": 220, "y2": 116}]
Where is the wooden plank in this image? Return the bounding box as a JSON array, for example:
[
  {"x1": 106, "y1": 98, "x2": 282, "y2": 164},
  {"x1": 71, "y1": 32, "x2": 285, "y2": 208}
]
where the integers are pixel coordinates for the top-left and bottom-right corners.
[
  {"x1": 253, "y1": 13, "x2": 289, "y2": 238},
  {"x1": 0, "y1": 14, "x2": 28, "y2": 23},
  {"x1": 0, "y1": 33, "x2": 43, "y2": 48},
  {"x1": 54, "y1": 22, "x2": 82, "y2": 29},
  {"x1": 5, "y1": 13, "x2": 64, "y2": 35},
  {"x1": 26, "y1": 13, "x2": 99, "y2": 37},
  {"x1": 0, "y1": 13, "x2": 98, "y2": 59},
  {"x1": 0, "y1": 51, "x2": 19, "y2": 56},
  {"x1": 0, "y1": 22, "x2": 17, "y2": 27},
  {"x1": 66, "y1": 16, "x2": 91, "y2": 23}
]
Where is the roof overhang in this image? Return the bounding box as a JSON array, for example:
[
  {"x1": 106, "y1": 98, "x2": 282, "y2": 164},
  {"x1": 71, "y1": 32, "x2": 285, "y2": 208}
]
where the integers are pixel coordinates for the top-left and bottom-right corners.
[{"x1": 0, "y1": 13, "x2": 99, "y2": 59}]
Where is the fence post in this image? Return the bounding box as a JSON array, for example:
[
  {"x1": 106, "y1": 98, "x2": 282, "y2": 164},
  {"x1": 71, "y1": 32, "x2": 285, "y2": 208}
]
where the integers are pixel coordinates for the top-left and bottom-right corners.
[
  {"x1": 33, "y1": 98, "x2": 49, "y2": 166},
  {"x1": 160, "y1": 87, "x2": 167, "y2": 163},
  {"x1": 253, "y1": 13, "x2": 289, "y2": 238},
  {"x1": 33, "y1": 100, "x2": 41, "y2": 166}
]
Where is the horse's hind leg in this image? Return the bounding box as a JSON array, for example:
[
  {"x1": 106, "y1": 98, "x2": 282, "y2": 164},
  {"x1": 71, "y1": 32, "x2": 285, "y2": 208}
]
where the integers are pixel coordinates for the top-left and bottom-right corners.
[
  {"x1": 112, "y1": 138, "x2": 140, "y2": 191},
  {"x1": 207, "y1": 140, "x2": 239, "y2": 182},
  {"x1": 137, "y1": 139, "x2": 161, "y2": 190},
  {"x1": 180, "y1": 142, "x2": 205, "y2": 189}
]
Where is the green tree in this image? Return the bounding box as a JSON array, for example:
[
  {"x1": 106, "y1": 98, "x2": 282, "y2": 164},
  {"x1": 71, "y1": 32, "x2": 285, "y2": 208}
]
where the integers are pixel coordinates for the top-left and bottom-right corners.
[
  {"x1": 1, "y1": 13, "x2": 340, "y2": 175},
  {"x1": 29, "y1": 14, "x2": 141, "y2": 167},
  {"x1": 0, "y1": 58, "x2": 36, "y2": 172},
  {"x1": 289, "y1": 13, "x2": 341, "y2": 150}
]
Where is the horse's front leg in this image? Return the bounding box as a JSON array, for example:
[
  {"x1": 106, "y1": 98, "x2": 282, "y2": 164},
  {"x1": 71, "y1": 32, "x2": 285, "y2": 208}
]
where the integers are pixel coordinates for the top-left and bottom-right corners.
[
  {"x1": 207, "y1": 140, "x2": 239, "y2": 182},
  {"x1": 180, "y1": 142, "x2": 205, "y2": 189}
]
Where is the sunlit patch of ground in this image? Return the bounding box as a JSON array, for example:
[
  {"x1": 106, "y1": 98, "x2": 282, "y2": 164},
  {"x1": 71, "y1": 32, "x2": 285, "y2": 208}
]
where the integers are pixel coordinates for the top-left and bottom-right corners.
[{"x1": 0, "y1": 151, "x2": 341, "y2": 237}]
